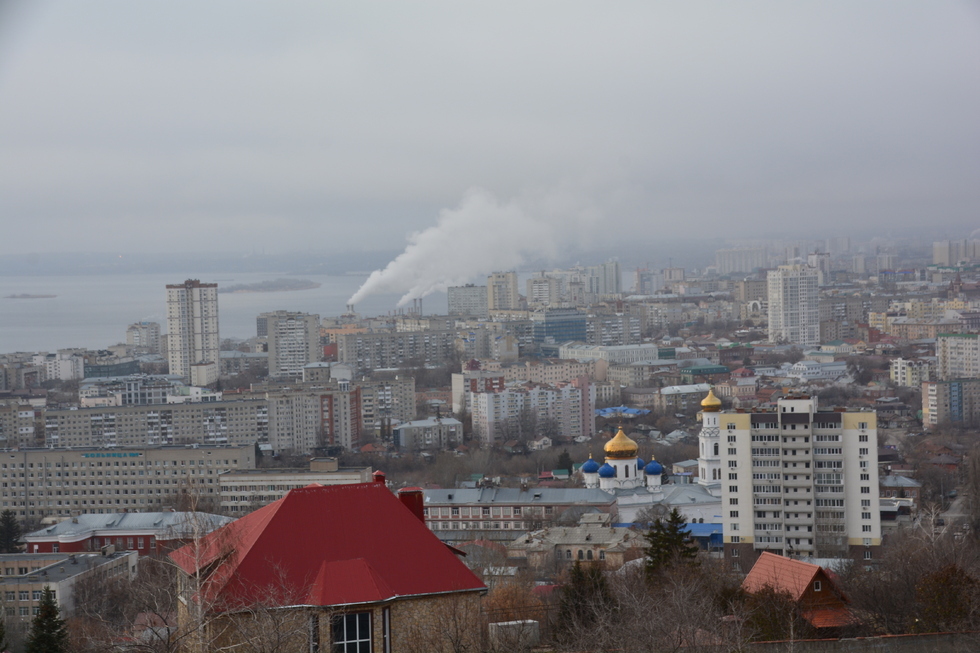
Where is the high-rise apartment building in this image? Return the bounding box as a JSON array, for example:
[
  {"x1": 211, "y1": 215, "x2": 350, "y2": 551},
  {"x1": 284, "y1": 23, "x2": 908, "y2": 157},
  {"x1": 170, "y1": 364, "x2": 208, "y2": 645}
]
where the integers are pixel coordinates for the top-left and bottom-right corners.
[
  {"x1": 587, "y1": 260, "x2": 622, "y2": 296},
  {"x1": 698, "y1": 391, "x2": 881, "y2": 568},
  {"x1": 937, "y1": 333, "x2": 980, "y2": 381},
  {"x1": 166, "y1": 280, "x2": 219, "y2": 380},
  {"x1": 126, "y1": 321, "x2": 161, "y2": 353},
  {"x1": 923, "y1": 379, "x2": 980, "y2": 428},
  {"x1": 716, "y1": 248, "x2": 768, "y2": 275},
  {"x1": 487, "y1": 272, "x2": 520, "y2": 311},
  {"x1": 470, "y1": 377, "x2": 594, "y2": 445},
  {"x1": 526, "y1": 275, "x2": 561, "y2": 307},
  {"x1": 264, "y1": 311, "x2": 321, "y2": 379},
  {"x1": 767, "y1": 265, "x2": 819, "y2": 346},
  {"x1": 933, "y1": 239, "x2": 980, "y2": 266},
  {"x1": 447, "y1": 285, "x2": 489, "y2": 317}
]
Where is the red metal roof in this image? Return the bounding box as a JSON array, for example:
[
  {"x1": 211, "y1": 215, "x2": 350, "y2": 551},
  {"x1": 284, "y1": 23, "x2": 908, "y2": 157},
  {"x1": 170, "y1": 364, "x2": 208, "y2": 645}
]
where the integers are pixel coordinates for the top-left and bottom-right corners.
[
  {"x1": 170, "y1": 482, "x2": 485, "y2": 610},
  {"x1": 742, "y1": 552, "x2": 820, "y2": 601}
]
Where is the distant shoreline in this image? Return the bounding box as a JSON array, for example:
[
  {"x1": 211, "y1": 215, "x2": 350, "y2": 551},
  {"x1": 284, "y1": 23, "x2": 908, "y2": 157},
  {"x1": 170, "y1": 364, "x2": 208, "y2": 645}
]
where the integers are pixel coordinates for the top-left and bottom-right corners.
[
  {"x1": 218, "y1": 278, "x2": 321, "y2": 294},
  {"x1": 4, "y1": 293, "x2": 57, "y2": 299}
]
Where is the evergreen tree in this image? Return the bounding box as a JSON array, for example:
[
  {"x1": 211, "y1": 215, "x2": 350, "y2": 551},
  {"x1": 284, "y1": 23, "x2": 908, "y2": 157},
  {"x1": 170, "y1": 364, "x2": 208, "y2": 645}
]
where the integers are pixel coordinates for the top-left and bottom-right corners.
[
  {"x1": 557, "y1": 449, "x2": 574, "y2": 474},
  {"x1": 25, "y1": 587, "x2": 69, "y2": 653},
  {"x1": 0, "y1": 510, "x2": 20, "y2": 554},
  {"x1": 0, "y1": 615, "x2": 8, "y2": 653},
  {"x1": 555, "y1": 560, "x2": 613, "y2": 638},
  {"x1": 644, "y1": 507, "x2": 699, "y2": 576}
]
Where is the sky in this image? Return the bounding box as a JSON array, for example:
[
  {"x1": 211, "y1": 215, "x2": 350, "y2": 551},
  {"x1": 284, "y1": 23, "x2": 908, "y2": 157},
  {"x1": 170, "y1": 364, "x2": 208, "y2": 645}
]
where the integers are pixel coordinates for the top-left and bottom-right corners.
[{"x1": 0, "y1": 1, "x2": 978, "y2": 263}]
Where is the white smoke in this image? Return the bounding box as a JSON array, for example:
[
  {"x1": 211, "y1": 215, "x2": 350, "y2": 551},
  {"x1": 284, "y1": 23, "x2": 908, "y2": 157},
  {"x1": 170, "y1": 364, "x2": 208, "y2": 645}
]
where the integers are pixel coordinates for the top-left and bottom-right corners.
[{"x1": 347, "y1": 187, "x2": 601, "y2": 307}]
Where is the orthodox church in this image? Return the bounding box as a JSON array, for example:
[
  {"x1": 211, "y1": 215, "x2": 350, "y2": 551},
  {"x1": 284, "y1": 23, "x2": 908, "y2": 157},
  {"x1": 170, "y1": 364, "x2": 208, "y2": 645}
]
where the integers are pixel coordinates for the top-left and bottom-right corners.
[{"x1": 578, "y1": 389, "x2": 723, "y2": 523}]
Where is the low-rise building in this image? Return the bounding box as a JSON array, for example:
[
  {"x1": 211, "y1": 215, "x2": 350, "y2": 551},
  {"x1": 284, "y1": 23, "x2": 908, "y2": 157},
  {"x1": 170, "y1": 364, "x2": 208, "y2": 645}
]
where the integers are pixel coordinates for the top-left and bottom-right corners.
[
  {"x1": 423, "y1": 487, "x2": 617, "y2": 542},
  {"x1": 0, "y1": 550, "x2": 138, "y2": 636},
  {"x1": 506, "y1": 513, "x2": 646, "y2": 570},
  {"x1": 23, "y1": 511, "x2": 232, "y2": 556},
  {"x1": 219, "y1": 458, "x2": 372, "y2": 514},
  {"x1": 393, "y1": 417, "x2": 462, "y2": 451}
]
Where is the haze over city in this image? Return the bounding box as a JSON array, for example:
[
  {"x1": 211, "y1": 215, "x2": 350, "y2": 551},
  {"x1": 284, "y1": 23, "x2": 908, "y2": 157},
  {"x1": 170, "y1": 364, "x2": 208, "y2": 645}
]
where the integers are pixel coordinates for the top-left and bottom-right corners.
[{"x1": 0, "y1": 1, "x2": 978, "y2": 265}]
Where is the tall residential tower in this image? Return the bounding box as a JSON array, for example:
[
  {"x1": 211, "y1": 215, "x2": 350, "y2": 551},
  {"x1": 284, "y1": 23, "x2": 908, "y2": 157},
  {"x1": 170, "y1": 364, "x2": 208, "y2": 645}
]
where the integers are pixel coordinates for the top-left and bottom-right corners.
[{"x1": 166, "y1": 280, "x2": 219, "y2": 382}]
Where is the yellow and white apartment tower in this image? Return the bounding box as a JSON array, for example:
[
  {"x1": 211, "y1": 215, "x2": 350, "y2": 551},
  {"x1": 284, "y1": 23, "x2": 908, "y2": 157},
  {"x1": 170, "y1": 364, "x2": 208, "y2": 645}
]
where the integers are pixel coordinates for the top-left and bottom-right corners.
[{"x1": 706, "y1": 391, "x2": 880, "y2": 569}]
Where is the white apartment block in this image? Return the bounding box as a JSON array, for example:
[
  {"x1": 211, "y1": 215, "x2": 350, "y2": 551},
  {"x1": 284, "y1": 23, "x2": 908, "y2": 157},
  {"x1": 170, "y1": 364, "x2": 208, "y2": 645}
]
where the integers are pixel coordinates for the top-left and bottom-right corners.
[
  {"x1": 447, "y1": 284, "x2": 489, "y2": 317},
  {"x1": 488, "y1": 271, "x2": 520, "y2": 310},
  {"x1": 263, "y1": 387, "x2": 361, "y2": 453},
  {"x1": 526, "y1": 275, "x2": 562, "y2": 307},
  {"x1": 471, "y1": 379, "x2": 594, "y2": 445},
  {"x1": 31, "y1": 352, "x2": 85, "y2": 382},
  {"x1": 0, "y1": 445, "x2": 255, "y2": 519},
  {"x1": 266, "y1": 311, "x2": 321, "y2": 379},
  {"x1": 711, "y1": 395, "x2": 881, "y2": 568},
  {"x1": 937, "y1": 333, "x2": 980, "y2": 381},
  {"x1": 42, "y1": 399, "x2": 268, "y2": 449},
  {"x1": 126, "y1": 321, "x2": 161, "y2": 353},
  {"x1": 559, "y1": 343, "x2": 659, "y2": 365},
  {"x1": 166, "y1": 280, "x2": 219, "y2": 380},
  {"x1": 715, "y1": 248, "x2": 768, "y2": 275},
  {"x1": 767, "y1": 265, "x2": 819, "y2": 347},
  {"x1": 889, "y1": 358, "x2": 933, "y2": 387}
]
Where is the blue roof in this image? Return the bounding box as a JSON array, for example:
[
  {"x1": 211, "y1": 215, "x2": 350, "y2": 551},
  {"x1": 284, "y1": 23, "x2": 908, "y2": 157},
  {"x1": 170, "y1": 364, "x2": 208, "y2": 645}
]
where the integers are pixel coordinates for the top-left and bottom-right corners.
[
  {"x1": 595, "y1": 406, "x2": 652, "y2": 417},
  {"x1": 581, "y1": 458, "x2": 600, "y2": 473},
  {"x1": 645, "y1": 460, "x2": 663, "y2": 475},
  {"x1": 598, "y1": 463, "x2": 615, "y2": 478}
]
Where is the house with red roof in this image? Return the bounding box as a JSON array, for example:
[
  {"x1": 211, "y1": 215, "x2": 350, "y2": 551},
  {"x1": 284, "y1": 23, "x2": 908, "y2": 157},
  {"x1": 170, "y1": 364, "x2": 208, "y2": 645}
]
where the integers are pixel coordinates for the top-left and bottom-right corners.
[
  {"x1": 742, "y1": 552, "x2": 854, "y2": 633},
  {"x1": 169, "y1": 481, "x2": 486, "y2": 652}
]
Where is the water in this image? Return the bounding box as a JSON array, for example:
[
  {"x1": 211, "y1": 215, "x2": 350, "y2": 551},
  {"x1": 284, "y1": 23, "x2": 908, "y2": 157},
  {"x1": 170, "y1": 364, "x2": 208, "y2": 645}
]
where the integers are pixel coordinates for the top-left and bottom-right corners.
[{"x1": 0, "y1": 273, "x2": 448, "y2": 353}]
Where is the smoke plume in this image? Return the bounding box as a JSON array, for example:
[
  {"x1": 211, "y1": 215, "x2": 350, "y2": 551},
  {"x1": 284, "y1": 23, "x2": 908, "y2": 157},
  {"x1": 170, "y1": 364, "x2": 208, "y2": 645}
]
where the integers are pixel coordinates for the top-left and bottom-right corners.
[{"x1": 347, "y1": 187, "x2": 601, "y2": 307}]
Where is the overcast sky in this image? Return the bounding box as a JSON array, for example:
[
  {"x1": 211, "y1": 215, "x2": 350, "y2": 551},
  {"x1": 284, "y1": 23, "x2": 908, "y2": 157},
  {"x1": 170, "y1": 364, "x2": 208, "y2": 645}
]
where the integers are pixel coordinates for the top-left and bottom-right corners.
[{"x1": 0, "y1": 1, "x2": 978, "y2": 256}]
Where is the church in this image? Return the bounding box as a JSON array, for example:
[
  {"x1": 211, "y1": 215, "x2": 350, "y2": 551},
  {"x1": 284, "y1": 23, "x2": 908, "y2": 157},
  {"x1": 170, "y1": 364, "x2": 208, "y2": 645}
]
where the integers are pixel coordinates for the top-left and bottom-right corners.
[{"x1": 579, "y1": 389, "x2": 723, "y2": 523}]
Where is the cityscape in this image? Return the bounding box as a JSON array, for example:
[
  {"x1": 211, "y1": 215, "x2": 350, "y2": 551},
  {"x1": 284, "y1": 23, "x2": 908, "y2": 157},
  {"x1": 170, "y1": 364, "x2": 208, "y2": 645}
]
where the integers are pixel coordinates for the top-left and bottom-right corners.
[{"x1": 1, "y1": 3, "x2": 979, "y2": 653}]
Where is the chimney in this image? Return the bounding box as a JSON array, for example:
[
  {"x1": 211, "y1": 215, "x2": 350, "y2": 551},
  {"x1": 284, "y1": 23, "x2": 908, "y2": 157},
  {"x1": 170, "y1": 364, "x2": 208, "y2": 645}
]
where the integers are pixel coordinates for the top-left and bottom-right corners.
[
  {"x1": 397, "y1": 487, "x2": 426, "y2": 524},
  {"x1": 373, "y1": 470, "x2": 386, "y2": 486}
]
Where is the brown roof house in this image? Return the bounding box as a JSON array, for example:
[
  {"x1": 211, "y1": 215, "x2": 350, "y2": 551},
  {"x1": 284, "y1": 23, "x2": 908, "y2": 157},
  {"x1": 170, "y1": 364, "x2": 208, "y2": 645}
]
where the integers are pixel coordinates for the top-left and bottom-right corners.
[{"x1": 742, "y1": 552, "x2": 855, "y2": 634}]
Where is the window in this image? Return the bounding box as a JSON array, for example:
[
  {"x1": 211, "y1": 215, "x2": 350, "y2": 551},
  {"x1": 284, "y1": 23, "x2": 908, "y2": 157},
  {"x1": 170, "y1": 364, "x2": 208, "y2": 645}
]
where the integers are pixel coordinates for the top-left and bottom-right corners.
[
  {"x1": 599, "y1": 550, "x2": 606, "y2": 560},
  {"x1": 861, "y1": 487, "x2": 870, "y2": 494},
  {"x1": 731, "y1": 536, "x2": 740, "y2": 543},
  {"x1": 578, "y1": 550, "x2": 584, "y2": 560},
  {"x1": 727, "y1": 423, "x2": 736, "y2": 430},
  {"x1": 728, "y1": 461, "x2": 737, "y2": 468},
  {"x1": 332, "y1": 612, "x2": 371, "y2": 653},
  {"x1": 729, "y1": 498, "x2": 738, "y2": 505},
  {"x1": 731, "y1": 548, "x2": 739, "y2": 557},
  {"x1": 859, "y1": 448, "x2": 869, "y2": 456},
  {"x1": 862, "y1": 525, "x2": 871, "y2": 532},
  {"x1": 713, "y1": 443, "x2": 719, "y2": 456},
  {"x1": 862, "y1": 512, "x2": 871, "y2": 520},
  {"x1": 864, "y1": 550, "x2": 873, "y2": 560},
  {"x1": 858, "y1": 422, "x2": 868, "y2": 430},
  {"x1": 861, "y1": 499, "x2": 871, "y2": 507},
  {"x1": 729, "y1": 473, "x2": 738, "y2": 480},
  {"x1": 729, "y1": 486, "x2": 738, "y2": 493},
  {"x1": 813, "y1": 581, "x2": 822, "y2": 592},
  {"x1": 859, "y1": 435, "x2": 868, "y2": 442},
  {"x1": 729, "y1": 511, "x2": 738, "y2": 518}
]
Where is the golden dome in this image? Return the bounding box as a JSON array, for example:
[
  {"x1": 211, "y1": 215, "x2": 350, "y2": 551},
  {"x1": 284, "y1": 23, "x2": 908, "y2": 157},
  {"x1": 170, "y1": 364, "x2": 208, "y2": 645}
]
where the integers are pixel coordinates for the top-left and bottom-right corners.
[
  {"x1": 701, "y1": 388, "x2": 722, "y2": 412},
  {"x1": 604, "y1": 427, "x2": 638, "y2": 459}
]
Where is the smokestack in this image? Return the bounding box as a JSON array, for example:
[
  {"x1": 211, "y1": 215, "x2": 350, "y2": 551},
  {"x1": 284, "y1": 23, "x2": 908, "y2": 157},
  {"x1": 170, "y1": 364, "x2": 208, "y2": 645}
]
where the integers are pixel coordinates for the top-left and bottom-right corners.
[
  {"x1": 398, "y1": 487, "x2": 425, "y2": 524},
  {"x1": 419, "y1": 297, "x2": 423, "y2": 316},
  {"x1": 373, "y1": 470, "x2": 386, "y2": 486}
]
